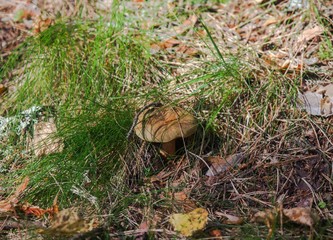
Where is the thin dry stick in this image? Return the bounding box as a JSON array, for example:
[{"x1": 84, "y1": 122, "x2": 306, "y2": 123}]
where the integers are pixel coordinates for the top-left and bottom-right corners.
[{"x1": 108, "y1": 228, "x2": 177, "y2": 238}]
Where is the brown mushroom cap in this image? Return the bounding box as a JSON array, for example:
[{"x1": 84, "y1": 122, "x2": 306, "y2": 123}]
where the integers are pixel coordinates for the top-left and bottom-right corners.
[{"x1": 134, "y1": 106, "x2": 197, "y2": 143}]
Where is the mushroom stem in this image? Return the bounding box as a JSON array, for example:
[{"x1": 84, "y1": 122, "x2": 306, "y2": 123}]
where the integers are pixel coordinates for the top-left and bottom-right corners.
[{"x1": 161, "y1": 140, "x2": 176, "y2": 155}]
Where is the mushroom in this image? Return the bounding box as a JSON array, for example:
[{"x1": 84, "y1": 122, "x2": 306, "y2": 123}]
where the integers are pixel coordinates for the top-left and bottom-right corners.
[{"x1": 134, "y1": 105, "x2": 197, "y2": 155}]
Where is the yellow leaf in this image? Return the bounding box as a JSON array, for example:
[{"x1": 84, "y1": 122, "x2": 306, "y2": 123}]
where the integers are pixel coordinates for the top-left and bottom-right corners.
[{"x1": 169, "y1": 208, "x2": 208, "y2": 237}]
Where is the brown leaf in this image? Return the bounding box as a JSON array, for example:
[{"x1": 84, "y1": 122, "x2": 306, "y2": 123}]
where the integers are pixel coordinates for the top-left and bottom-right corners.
[
  {"x1": 251, "y1": 209, "x2": 277, "y2": 227},
  {"x1": 297, "y1": 26, "x2": 324, "y2": 44},
  {"x1": 33, "y1": 17, "x2": 54, "y2": 34},
  {"x1": 174, "y1": 191, "x2": 187, "y2": 201},
  {"x1": 174, "y1": 15, "x2": 198, "y2": 35},
  {"x1": 283, "y1": 207, "x2": 318, "y2": 228},
  {"x1": 159, "y1": 38, "x2": 182, "y2": 49},
  {"x1": 297, "y1": 84, "x2": 333, "y2": 117},
  {"x1": 13, "y1": 7, "x2": 36, "y2": 22},
  {"x1": 295, "y1": 26, "x2": 324, "y2": 52},
  {"x1": 0, "y1": 177, "x2": 29, "y2": 213},
  {"x1": 21, "y1": 197, "x2": 58, "y2": 218},
  {"x1": 209, "y1": 229, "x2": 223, "y2": 238},
  {"x1": 0, "y1": 200, "x2": 13, "y2": 213},
  {"x1": 21, "y1": 203, "x2": 48, "y2": 217},
  {"x1": 150, "y1": 43, "x2": 161, "y2": 54},
  {"x1": 135, "y1": 221, "x2": 149, "y2": 240},
  {"x1": 216, "y1": 211, "x2": 243, "y2": 225},
  {"x1": 0, "y1": 84, "x2": 8, "y2": 96},
  {"x1": 12, "y1": 177, "x2": 29, "y2": 200},
  {"x1": 251, "y1": 209, "x2": 277, "y2": 239},
  {"x1": 149, "y1": 170, "x2": 172, "y2": 186},
  {"x1": 196, "y1": 30, "x2": 207, "y2": 37},
  {"x1": 32, "y1": 120, "x2": 64, "y2": 157},
  {"x1": 263, "y1": 17, "x2": 278, "y2": 27},
  {"x1": 176, "y1": 44, "x2": 199, "y2": 57},
  {"x1": 205, "y1": 153, "x2": 244, "y2": 176},
  {"x1": 183, "y1": 15, "x2": 198, "y2": 27},
  {"x1": 262, "y1": 52, "x2": 301, "y2": 71}
]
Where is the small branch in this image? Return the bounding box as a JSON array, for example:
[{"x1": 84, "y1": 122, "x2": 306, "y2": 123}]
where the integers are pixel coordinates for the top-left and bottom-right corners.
[{"x1": 0, "y1": 218, "x2": 44, "y2": 231}]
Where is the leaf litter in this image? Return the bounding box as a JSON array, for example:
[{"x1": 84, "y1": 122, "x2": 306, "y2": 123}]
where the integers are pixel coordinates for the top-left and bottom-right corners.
[{"x1": 252, "y1": 206, "x2": 319, "y2": 239}]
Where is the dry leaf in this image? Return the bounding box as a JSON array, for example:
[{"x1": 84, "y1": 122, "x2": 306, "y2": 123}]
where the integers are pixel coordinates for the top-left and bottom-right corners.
[
  {"x1": 176, "y1": 44, "x2": 199, "y2": 57},
  {"x1": 13, "y1": 7, "x2": 36, "y2": 22},
  {"x1": 297, "y1": 26, "x2": 324, "y2": 44},
  {"x1": 297, "y1": 84, "x2": 333, "y2": 117},
  {"x1": 316, "y1": 84, "x2": 333, "y2": 97},
  {"x1": 135, "y1": 221, "x2": 149, "y2": 240},
  {"x1": 251, "y1": 208, "x2": 278, "y2": 239},
  {"x1": 150, "y1": 43, "x2": 161, "y2": 54},
  {"x1": 209, "y1": 229, "x2": 223, "y2": 238},
  {"x1": 251, "y1": 208, "x2": 277, "y2": 225},
  {"x1": 169, "y1": 208, "x2": 208, "y2": 237},
  {"x1": 262, "y1": 52, "x2": 301, "y2": 71},
  {"x1": 252, "y1": 206, "x2": 318, "y2": 239},
  {"x1": 174, "y1": 15, "x2": 198, "y2": 35},
  {"x1": 205, "y1": 153, "x2": 244, "y2": 176},
  {"x1": 38, "y1": 208, "x2": 96, "y2": 236},
  {"x1": 183, "y1": 15, "x2": 198, "y2": 27},
  {"x1": 295, "y1": 26, "x2": 323, "y2": 52},
  {"x1": 174, "y1": 191, "x2": 187, "y2": 201},
  {"x1": 0, "y1": 84, "x2": 8, "y2": 96},
  {"x1": 21, "y1": 196, "x2": 58, "y2": 218},
  {"x1": 263, "y1": 17, "x2": 278, "y2": 27},
  {"x1": 159, "y1": 38, "x2": 182, "y2": 49},
  {"x1": 149, "y1": 170, "x2": 172, "y2": 185},
  {"x1": 33, "y1": 17, "x2": 54, "y2": 34},
  {"x1": 172, "y1": 190, "x2": 197, "y2": 212},
  {"x1": 297, "y1": 91, "x2": 323, "y2": 116},
  {"x1": 21, "y1": 203, "x2": 52, "y2": 217},
  {"x1": 283, "y1": 207, "x2": 318, "y2": 228},
  {"x1": 216, "y1": 211, "x2": 243, "y2": 225},
  {"x1": 0, "y1": 177, "x2": 29, "y2": 213},
  {"x1": 32, "y1": 120, "x2": 64, "y2": 157},
  {"x1": 0, "y1": 198, "x2": 17, "y2": 213}
]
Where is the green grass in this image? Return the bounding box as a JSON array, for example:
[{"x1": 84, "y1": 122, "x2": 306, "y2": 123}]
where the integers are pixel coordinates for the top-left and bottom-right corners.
[
  {"x1": 319, "y1": 38, "x2": 333, "y2": 60},
  {"x1": 0, "y1": 7, "x2": 166, "y2": 210}
]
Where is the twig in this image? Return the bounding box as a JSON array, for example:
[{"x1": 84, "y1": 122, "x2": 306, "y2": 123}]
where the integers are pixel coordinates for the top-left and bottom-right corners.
[
  {"x1": 0, "y1": 218, "x2": 44, "y2": 231},
  {"x1": 108, "y1": 228, "x2": 177, "y2": 237}
]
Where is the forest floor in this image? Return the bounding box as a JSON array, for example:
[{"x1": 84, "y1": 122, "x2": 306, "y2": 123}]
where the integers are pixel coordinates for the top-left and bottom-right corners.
[{"x1": 1, "y1": 0, "x2": 333, "y2": 239}]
